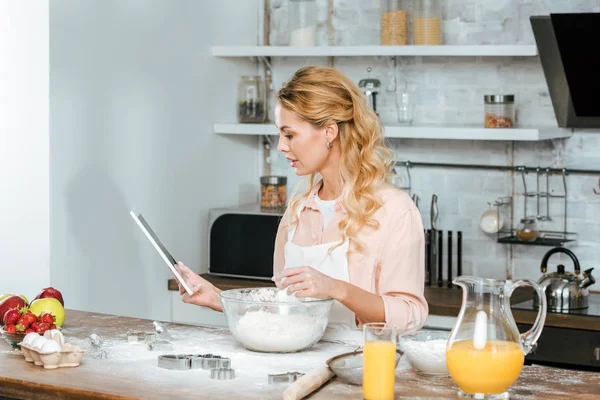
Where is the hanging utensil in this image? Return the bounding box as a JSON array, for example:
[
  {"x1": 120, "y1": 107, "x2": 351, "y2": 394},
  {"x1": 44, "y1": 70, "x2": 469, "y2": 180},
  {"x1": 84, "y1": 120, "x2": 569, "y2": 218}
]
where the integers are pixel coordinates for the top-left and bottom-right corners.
[{"x1": 430, "y1": 195, "x2": 439, "y2": 285}]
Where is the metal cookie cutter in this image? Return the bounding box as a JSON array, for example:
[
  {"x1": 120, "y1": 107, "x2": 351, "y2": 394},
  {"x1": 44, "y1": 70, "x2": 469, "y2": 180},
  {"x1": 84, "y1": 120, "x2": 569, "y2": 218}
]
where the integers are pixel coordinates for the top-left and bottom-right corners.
[
  {"x1": 158, "y1": 355, "x2": 191, "y2": 370},
  {"x1": 210, "y1": 367, "x2": 236, "y2": 380},
  {"x1": 268, "y1": 372, "x2": 305, "y2": 384}
]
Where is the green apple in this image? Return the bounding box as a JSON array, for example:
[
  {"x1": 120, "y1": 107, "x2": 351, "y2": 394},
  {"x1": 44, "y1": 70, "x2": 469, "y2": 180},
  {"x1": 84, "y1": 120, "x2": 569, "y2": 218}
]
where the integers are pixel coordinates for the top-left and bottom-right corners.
[{"x1": 29, "y1": 298, "x2": 65, "y2": 327}]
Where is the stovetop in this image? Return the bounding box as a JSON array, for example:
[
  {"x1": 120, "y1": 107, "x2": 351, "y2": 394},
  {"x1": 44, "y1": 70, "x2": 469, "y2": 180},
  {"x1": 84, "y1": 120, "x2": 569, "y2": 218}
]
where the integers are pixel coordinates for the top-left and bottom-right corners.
[{"x1": 511, "y1": 293, "x2": 600, "y2": 317}]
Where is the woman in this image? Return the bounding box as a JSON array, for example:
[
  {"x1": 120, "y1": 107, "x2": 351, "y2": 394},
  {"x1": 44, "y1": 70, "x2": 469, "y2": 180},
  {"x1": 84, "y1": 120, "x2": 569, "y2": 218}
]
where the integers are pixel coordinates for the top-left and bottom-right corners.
[{"x1": 176, "y1": 66, "x2": 428, "y2": 334}]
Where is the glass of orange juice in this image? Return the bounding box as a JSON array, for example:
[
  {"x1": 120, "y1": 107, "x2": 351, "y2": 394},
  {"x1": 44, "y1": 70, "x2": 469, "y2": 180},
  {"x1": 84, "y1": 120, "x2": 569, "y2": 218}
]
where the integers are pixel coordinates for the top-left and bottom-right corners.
[{"x1": 363, "y1": 323, "x2": 396, "y2": 400}]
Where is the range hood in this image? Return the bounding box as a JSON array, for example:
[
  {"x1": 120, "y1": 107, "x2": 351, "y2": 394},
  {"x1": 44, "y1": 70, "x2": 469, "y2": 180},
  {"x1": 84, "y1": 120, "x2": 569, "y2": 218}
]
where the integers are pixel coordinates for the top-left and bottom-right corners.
[{"x1": 531, "y1": 13, "x2": 600, "y2": 128}]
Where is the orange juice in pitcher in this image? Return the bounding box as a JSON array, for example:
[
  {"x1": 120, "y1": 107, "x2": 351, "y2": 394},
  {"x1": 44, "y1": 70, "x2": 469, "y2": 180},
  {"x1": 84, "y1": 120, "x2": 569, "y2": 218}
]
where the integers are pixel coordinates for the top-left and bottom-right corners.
[{"x1": 447, "y1": 276, "x2": 547, "y2": 399}]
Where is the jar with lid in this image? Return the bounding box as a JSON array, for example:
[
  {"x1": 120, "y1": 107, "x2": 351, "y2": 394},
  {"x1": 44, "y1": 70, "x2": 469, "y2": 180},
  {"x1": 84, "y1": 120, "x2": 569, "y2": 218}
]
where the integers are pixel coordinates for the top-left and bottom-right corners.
[
  {"x1": 484, "y1": 95, "x2": 515, "y2": 128},
  {"x1": 381, "y1": 0, "x2": 409, "y2": 45},
  {"x1": 516, "y1": 217, "x2": 538, "y2": 241},
  {"x1": 412, "y1": 0, "x2": 442, "y2": 45},
  {"x1": 358, "y1": 67, "x2": 381, "y2": 115},
  {"x1": 289, "y1": 0, "x2": 317, "y2": 46},
  {"x1": 260, "y1": 176, "x2": 287, "y2": 212},
  {"x1": 237, "y1": 76, "x2": 266, "y2": 123}
]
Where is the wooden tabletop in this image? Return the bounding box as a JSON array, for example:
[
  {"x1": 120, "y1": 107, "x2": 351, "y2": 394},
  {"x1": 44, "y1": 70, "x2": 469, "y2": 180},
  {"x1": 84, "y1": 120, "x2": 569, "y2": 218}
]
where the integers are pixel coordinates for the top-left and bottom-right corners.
[
  {"x1": 168, "y1": 275, "x2": 600, "y2": 331},
  {"x1": 1, "y1": 310, "x2": 598, "y2": 400}
]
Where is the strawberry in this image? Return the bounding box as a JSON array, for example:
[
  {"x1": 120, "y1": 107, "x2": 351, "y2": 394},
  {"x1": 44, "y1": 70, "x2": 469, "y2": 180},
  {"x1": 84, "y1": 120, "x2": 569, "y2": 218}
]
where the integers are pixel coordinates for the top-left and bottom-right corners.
[
  {"x1": 4, "y1": 324, "x2": 16, "y2": 333},
  {"x1": 49, "y1": 324, "x2": 56, "y2": 330},
  {"x1": 35, "y1": 322, "x2": 50, "y2": 333},
  {"x1": 25, "y1": 328, "x2": 34, "y2": 334},
  {"x1": 16, "y1": 316, "x2": 30, "y2": 330},
  {"x1": 3, "y1": 309, "x2": 21, "y2": 325},
  {"x1": 40, "y1": 313, "x2": 54, "y2": 325},
  {"x1": 23, "y1": 311, "x2": 37, "y2": 325},
  {"x1": 15, "y1": 323, "x2": 26, "y2": 332},
  {"x1": 30, "y1": 321, "x2": 41, "y2": 331}
]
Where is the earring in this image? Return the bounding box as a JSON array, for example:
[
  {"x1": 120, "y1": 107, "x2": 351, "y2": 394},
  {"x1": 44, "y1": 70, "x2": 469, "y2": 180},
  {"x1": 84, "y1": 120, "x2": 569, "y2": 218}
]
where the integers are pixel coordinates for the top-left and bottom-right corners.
[{"x1": 326, "y1": 141, "x2": 332, "y2": 149}]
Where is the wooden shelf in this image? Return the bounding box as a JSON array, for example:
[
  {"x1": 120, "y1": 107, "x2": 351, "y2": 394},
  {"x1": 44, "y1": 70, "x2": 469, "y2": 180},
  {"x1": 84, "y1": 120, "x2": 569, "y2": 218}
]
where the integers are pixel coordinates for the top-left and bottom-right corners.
[
  {"x1": 213, "y1": 123, "x2": 573, "y2": 141},
  {"x1": 211, "y1": 45, "x2": 538, "y2": 57}
]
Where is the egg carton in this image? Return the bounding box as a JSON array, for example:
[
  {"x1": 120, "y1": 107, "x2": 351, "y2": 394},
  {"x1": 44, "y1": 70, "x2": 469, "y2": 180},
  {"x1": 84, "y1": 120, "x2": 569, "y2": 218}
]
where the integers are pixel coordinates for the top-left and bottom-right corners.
[{"x1": 18, "y1": 330, "x2": 85, "y2": 370}]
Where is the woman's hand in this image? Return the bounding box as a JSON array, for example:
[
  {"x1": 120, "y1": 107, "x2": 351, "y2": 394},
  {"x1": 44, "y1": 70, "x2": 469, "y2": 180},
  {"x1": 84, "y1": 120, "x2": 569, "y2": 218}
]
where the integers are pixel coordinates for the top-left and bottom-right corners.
[
  {"x1": 175, "y1": 262, "x2": 222, "y2": 312},
  {"x1": 276, "y1": 266, "x2": 340, "y2": 300}
]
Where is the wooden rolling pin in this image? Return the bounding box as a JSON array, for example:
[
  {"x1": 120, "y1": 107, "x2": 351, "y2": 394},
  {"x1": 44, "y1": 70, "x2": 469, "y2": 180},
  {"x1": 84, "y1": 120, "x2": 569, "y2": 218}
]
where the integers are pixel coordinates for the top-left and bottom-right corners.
[{"x1": 282, "y1": 365, "x2": 335, "y2": 400}]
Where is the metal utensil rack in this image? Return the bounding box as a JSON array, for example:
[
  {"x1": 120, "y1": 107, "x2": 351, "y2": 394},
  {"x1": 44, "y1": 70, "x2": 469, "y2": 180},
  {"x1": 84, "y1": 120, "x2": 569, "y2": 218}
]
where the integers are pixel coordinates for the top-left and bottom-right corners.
[
  {"x1": 394, "y1": 160, "x2": 598, "y2": 247},
  {"x1": 494, "y1": 167, "x2": 576, "y2": 246}
]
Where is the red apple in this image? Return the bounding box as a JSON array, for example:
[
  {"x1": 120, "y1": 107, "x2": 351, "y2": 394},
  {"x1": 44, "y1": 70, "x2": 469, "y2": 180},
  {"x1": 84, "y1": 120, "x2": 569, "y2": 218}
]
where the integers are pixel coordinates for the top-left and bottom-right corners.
[
  {"x1": 0, "y1": 296, "x2": 26, "y2": 322},
  {"x1": 32, "y1": 287, "x2": 64, "y2": 307}
]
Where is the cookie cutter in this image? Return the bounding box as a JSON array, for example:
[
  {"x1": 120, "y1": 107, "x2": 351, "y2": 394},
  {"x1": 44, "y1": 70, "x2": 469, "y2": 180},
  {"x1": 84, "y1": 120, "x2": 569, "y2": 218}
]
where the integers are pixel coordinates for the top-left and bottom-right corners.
[
  {"x1": 210, "y1": 367, "x2": 236, "y2": 380},
  {"x1": 157, "y1": 355, "x2": 191, "y2": 370},
  {"x1": 268, "y1": 371, "x2": 305, "y2": 384},
  {"x1": 153, "y1": 321, "x2": 173, "y2": 342},
  {"x1": 158, "y1": 354, "x2": 231, "y2": 371}
]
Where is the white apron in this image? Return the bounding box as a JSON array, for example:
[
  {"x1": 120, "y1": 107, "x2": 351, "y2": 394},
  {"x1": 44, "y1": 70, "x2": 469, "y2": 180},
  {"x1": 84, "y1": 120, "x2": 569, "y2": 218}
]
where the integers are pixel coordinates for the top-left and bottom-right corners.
[{"x1": 283, "y1": 202, "x2": 362, "y2": 345}]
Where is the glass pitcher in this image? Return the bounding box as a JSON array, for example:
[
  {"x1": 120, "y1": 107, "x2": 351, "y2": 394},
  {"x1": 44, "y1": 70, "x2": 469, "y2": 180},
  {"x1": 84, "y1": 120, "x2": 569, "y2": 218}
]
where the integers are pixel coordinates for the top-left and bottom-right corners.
[{"x1": 446, "y1": 276, "x2": 547, "y2": 399}]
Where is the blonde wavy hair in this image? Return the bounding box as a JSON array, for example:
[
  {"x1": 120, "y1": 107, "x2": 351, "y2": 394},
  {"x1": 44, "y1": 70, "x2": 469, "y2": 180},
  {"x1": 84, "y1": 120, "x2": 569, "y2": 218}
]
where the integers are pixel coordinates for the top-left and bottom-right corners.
[{"x1": 278, "y1": 66, "x2": 394, "y2": 253}]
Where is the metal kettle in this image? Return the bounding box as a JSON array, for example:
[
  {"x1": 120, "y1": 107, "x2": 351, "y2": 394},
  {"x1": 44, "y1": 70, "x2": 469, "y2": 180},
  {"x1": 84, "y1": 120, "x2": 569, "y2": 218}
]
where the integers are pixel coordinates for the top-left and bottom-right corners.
[{"x1": 533, "y1": 247, "x2": 595, "y2": 311}]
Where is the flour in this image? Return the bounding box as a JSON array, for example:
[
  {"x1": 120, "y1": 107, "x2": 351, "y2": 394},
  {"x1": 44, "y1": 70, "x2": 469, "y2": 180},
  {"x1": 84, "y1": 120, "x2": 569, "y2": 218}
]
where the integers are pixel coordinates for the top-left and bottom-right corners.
[
  {"x1": 233, "y1": 310, "x2": 326, "y2": 353},
  {"x1": 401, "y1": 339, "x2": 448, "y2": 375}
]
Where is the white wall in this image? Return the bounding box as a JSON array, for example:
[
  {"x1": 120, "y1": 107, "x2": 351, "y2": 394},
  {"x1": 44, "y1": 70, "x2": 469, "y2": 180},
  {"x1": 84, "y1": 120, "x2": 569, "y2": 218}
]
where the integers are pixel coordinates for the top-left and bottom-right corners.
[
  {"x1": 50, "y1": 0, "x2": 261, "y2": 320},
  {"x1": 0, "y1": 1, "x2": 50, "y2": 299}
]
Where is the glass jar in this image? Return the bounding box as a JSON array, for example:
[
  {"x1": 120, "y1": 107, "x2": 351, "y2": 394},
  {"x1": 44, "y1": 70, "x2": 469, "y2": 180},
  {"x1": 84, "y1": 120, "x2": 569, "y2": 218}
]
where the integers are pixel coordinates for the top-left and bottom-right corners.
[
  {"x1": 237, "y1": 76, "x2": 266, "y2": 123},
  {"x1": 484, "y1": 95, "x2": 516, "y2": 128},
  {"x1": 412, "y1": 0, "x2": 442, "y2": 45},
  {"x1": 381, "y1": 0, "x2": 409, "y2": 45},
  {"x1": 260, "y1": 176, "x2": 287, "y2": 212},
  {"x1": 289, "y1": 0, "x2": 317, "y2": 46},
  {"x1": 516, "y1": 217, "x2": 538, "y2": 241}
]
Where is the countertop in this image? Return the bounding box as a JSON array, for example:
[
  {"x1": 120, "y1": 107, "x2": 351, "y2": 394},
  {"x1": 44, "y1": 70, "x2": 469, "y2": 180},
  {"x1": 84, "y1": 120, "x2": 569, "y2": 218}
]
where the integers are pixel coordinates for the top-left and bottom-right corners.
[
  {"x1": 168, "y1": 275, "x2": 600, "y2": 331},
  {"x1": 1, "y1": 310, "x2": 598, "y2": 400}
]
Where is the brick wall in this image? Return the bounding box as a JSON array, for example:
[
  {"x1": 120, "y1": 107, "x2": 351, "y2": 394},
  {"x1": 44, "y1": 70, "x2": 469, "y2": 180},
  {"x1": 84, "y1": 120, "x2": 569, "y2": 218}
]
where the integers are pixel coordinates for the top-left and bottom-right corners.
[{"x1": 266, "y1": 0, "x2": 600, "y2": 282}]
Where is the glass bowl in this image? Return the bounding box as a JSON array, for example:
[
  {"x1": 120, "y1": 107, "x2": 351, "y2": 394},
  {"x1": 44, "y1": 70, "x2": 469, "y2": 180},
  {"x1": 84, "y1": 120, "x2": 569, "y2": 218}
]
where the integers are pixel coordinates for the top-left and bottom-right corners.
[
  {"x1": 326, "y1": 349, "x2": 403, "y2": 386},
  {"x1": 219, "y1": 288, "x2": 333, "y2": 353},
  {"x1": 398, "y1": 330, "x2": 450, "y2": 376},
  {"x1": 1, "y1": 329, "x2": 27, "y2": 350}
]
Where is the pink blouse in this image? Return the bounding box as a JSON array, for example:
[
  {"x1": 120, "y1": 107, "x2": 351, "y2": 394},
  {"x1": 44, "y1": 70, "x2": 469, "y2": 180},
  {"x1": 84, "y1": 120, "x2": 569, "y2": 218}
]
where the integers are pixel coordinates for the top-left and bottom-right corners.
[{"x1": 273, "y1": 182, "x2": 428, "y2": 332}]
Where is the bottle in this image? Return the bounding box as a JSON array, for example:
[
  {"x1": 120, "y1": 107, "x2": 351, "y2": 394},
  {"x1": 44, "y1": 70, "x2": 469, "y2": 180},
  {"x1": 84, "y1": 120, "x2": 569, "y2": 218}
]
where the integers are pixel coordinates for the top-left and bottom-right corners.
[
  {"x1": 289, "y1": 0, "x2": 317, "y2": 46},
  {"x1": 381, "y1": 0, "x2": 409, "y2": 45},
  {"x1": 237, "y1": 76, "x2": 266, "y2": 123},
  {"x1": 412, "y1": 0, "x2": 442, "y2": 45}
]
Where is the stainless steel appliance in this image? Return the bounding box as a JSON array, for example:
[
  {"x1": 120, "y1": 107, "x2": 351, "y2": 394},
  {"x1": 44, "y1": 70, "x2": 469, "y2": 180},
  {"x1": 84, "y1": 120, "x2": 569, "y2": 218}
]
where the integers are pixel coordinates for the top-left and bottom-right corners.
[
  {"x1": 208, "y1": 204, "x2": 282, "y2": 280},
  {"x1": 534, "y1": 247, "x2": 595, "y2": 311}
]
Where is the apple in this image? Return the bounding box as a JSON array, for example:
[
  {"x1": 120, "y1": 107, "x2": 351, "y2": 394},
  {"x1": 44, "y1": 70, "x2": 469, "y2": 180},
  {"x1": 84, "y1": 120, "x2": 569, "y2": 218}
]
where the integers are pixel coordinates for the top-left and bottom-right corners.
[
  {"x1": 32, "y1": 287, "x2": 64, "y2": 307},
  {"x1": 29, "y1": 298, "x2": 65, "y2": 327},
  {"x1": 0, "y1": 294, "x2": 12, "y2": 303},
  {"x1": 0, "y1": 295, "x2": 27, "y2": 322},
  {"x1": 18, "y1": 294, "x2": 28, "y2": 306}
]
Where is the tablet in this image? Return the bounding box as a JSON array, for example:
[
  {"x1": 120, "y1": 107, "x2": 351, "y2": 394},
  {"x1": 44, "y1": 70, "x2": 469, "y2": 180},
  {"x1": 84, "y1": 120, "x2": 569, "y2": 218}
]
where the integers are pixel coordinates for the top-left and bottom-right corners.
[{"x1": 129, "y1": 210, "x2": 194, "y2": 295}]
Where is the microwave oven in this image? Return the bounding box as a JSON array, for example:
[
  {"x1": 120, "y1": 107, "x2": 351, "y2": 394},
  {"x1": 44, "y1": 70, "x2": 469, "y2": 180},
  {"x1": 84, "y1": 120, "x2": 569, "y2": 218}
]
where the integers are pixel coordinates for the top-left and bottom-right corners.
[{"x1": 208, "y1": 204, "x2": 283, "y2": 280}]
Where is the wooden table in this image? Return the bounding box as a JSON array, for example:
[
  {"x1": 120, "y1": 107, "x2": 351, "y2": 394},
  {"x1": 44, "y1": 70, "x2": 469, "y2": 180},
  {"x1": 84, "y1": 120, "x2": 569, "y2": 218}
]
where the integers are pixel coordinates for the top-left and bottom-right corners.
[
  {"x1": 169, "y1": 275, "x2": 600, "y2": 331},
  {"x1": 1, "y1": 310, "x2": 598, "y2": 399}
]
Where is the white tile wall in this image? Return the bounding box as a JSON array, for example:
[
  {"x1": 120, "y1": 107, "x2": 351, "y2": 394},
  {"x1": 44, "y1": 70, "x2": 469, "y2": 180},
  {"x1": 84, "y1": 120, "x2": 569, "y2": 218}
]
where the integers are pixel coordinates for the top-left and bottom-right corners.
[{"x1": 265, "y1": 0, "x2": 600, "y2": 282}]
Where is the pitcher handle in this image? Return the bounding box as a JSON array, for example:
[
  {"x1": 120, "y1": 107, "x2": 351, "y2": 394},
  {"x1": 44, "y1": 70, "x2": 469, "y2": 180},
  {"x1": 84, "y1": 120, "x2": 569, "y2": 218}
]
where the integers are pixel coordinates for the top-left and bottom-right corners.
[{"x1": 505, "y1": 279, "x2": 547, "y2": 355}]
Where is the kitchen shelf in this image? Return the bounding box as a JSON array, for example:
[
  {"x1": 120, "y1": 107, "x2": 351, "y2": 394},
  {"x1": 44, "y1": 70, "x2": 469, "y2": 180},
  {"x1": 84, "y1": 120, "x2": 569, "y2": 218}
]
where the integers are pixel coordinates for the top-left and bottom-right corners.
[
  {"x1": 211, "y1": 45, "x2": 538, "y2": 57},
  {"x1": 213, "y1": 124, "x2": 573, "y2": 141},
  {"x1": 497, "y1": 235, "x2": 575, "y2": 247}
]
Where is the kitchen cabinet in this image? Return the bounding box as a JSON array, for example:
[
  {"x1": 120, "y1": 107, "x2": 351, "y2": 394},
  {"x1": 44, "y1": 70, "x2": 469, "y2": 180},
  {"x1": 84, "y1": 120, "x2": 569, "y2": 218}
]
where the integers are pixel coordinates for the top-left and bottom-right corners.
[{"x1": 1, "y1": 310, "x2": 598, "y2": 399}]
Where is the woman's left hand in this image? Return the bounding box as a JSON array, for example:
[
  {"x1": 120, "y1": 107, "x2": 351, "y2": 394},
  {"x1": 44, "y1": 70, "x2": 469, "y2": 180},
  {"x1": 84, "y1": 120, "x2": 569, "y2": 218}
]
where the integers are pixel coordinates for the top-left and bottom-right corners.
[{"x1": 278, "y1": 267, "x2": 339, "y2": 299}]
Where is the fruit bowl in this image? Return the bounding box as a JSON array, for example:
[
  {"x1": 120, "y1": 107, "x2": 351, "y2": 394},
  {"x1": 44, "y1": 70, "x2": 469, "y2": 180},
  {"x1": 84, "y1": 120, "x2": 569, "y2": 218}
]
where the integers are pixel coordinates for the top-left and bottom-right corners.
[
  {"x1": 219, "y1": 288, "x2": 333, "y2": 353},
  {"x1": 1, "y1": 329, "x2": 28, "y2": 350}
]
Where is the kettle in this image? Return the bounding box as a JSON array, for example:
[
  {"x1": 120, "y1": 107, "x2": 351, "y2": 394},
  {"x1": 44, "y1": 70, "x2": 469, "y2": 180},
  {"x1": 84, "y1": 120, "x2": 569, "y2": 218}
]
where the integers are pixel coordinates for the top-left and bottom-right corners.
[
  {"x1": 533, "y1": 247, "x2": 595, "y2": 311},
  {"x1": 358, "y1": 67, "x2": 381, "y2": 115}
]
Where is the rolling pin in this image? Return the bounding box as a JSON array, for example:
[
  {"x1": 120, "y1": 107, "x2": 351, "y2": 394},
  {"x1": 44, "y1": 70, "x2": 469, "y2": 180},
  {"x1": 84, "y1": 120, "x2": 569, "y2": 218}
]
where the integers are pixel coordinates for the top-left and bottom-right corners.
[{"x1": 282, "y1": 365, "x2": 335, "y2": 400}]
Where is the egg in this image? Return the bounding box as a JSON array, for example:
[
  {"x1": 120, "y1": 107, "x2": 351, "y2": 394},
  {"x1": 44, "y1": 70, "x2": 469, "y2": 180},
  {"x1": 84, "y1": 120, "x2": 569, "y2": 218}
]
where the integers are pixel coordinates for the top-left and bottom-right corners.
[
  {"x1": 22, "y1": 332, "x2": 41, "y2": 347},
  {"x1": 39, "y1": 340, "x2": 62, "y2": 354},
  {"x1": 31, "y1": 336, "x2": 48, "y2": 351},
  {"x1": 43, "y1": 329, "x2": 64, "y2": 346}
]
